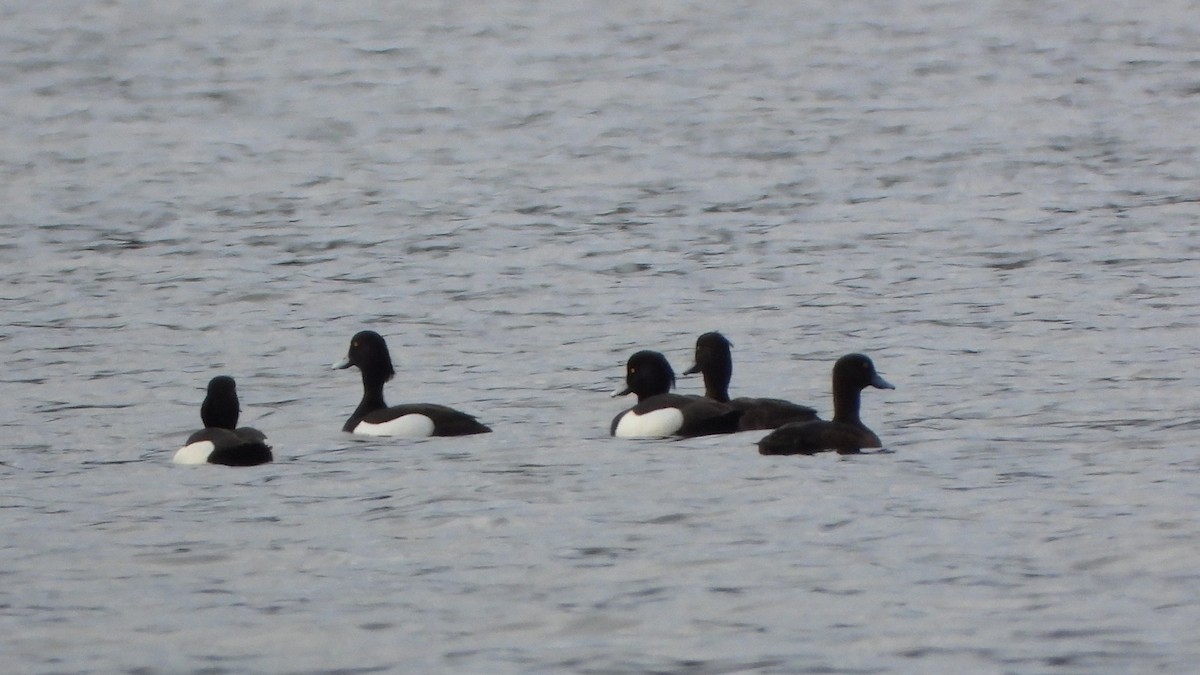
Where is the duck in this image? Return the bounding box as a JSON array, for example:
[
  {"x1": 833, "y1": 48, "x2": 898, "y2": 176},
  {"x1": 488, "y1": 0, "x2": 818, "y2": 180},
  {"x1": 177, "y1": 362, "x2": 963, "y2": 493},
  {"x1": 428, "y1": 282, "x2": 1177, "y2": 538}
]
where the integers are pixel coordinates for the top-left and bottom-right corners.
[
  {"x1": 610, "y1": 350, "x2": 742, "y2": 438},
  {"x1": 683, "y1": 331, "x2": 820, "y2": 431},
  {"x1": 333, "y1": 330, "x2": 491, "y2": 437},
  {"x1": 757, "y1": 353, "x2": 893, "y2": 455},
  {"x1": 173, "y1": 376, "x2": 273, "y2": 466}
]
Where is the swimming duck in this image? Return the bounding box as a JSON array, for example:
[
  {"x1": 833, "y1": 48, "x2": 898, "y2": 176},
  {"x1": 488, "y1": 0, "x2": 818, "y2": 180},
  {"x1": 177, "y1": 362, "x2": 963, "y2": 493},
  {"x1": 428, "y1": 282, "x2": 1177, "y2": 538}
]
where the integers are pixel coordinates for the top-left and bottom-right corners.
[
  {"x1": 173, "y1": 376, "x2": 273, "y2": 466},
  {"x1": 757, "y1": 353, "x2": 893, "y2": 455},
  {"x1": 684, "y1": 331, "x2": 820, "y2": 431},
  {"x1": 333, "y1": 330, "x2": 492, "y2": 437},
  {"x1": 611, "y1": 350, "x2": 742, "y2": 438}
]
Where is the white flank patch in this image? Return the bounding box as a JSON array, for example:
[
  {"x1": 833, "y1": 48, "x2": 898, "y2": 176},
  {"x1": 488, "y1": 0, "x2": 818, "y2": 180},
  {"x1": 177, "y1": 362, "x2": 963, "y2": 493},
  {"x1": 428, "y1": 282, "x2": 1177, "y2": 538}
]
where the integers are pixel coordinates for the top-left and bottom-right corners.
[
  {"x1": 173, "y1": 441, "x2": 214, "y2": 465},
  {"x1": 614, "y1": 407, "x2": 685, "y2": 439},
  {"x1": 353, "y1": 414, "x2": 436, "y2": 437}
]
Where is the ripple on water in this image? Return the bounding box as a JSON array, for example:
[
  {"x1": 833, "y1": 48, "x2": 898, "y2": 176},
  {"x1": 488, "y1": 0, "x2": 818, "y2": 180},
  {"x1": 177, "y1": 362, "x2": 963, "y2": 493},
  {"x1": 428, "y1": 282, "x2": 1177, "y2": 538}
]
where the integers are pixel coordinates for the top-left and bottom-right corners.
[{"x1": 2, "y1": 1, "x2": 1200, "y2": 673}]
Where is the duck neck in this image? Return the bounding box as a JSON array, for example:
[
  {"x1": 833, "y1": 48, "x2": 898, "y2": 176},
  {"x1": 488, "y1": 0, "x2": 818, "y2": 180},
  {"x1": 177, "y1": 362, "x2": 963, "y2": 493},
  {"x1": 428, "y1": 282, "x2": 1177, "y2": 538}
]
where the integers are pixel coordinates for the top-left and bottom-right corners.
[
  {"x1": 354, "y1": 372, "x2": 389, "y2": 417},
  {"x1": 702, "y1": 363, "x2": 732, "y2": 402},
  {"x1": 831, "y1": 379, "x2": 863, "y2": 426},
  {"x1": 635, "y1": 385, "x2": 670, "y2": 404},
  {"x1": 201, "y1": 399, "x2": 238, "y2": 430}
]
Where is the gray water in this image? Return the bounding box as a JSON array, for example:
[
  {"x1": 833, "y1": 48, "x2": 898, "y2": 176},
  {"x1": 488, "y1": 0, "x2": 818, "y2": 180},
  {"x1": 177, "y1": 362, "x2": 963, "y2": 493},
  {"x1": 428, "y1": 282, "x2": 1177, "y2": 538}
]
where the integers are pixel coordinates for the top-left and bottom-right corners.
[{"x1": 3, "y1": 1, "x2": 1199, "y2": 672}]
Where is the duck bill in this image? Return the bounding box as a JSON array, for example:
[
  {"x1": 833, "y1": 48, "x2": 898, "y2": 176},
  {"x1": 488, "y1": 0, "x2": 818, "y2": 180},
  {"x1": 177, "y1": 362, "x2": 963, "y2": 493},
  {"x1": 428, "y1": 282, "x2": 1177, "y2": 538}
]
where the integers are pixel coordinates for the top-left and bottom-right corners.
[
  {"x1": 611, "y1": 385, "x2": 633, "y2": 398},
  {"x1": 870, "y1": 373, "x2": 895, "y2": 390},
  {"x1": 331, "y1": 356, "x2": 352, "y2": 370},
  {"x1": 681, "y1": 363, "x2": 701, "y2": 375}
]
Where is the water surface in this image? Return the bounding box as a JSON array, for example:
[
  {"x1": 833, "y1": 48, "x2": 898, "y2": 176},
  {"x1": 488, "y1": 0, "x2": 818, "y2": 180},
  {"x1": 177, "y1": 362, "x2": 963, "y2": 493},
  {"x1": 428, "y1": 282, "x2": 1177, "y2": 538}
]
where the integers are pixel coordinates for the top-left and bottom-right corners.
[{"x1": 2, "y1": 1, "x2": 1199, "y2": 672}]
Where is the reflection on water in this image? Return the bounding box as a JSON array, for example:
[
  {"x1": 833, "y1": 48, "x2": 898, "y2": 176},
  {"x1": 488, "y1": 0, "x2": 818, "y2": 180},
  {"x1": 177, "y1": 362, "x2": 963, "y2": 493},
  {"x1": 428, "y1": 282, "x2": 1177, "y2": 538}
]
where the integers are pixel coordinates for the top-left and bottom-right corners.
[{"x1": 2, "y1": 0, "x2": 1199, "y2": 672}]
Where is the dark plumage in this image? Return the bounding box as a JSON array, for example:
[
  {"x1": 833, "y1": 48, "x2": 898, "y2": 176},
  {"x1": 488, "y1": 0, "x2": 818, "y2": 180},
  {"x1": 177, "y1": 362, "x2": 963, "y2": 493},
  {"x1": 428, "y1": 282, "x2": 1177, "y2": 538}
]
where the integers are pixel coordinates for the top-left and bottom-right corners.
[
  {"x1": 683, "y1": 331, "x2": 820, "y2": 431},
  {"x1": 757, "y1": 353, "x2": 894, "y2": 456},
  {"x1": 333, "y1": 330, "x2": 491, "y2": 437},
  {"x1": 610, "y1": 350, "x2": 742, "y2": 438},
  {"x1": 175, "y1": 376, "x2": 273, "y2": 466}
]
